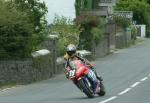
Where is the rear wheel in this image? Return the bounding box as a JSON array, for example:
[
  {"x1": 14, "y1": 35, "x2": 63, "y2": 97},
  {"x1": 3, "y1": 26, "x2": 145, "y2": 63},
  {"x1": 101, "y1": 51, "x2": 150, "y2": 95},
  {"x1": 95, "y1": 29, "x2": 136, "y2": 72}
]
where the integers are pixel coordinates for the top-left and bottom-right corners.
[{"x1": 78, "y1": 78, "x2": 94, "y2": 98}]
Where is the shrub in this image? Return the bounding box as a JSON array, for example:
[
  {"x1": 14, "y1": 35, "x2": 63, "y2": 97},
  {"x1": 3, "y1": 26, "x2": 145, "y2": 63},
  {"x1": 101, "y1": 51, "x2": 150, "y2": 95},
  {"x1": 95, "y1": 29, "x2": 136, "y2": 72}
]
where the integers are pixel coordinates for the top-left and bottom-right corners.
[
  {"x1": 115, "y1": 0, "x2": 150, "y2": 37},
  {"x1": 113, "y1": 15, "x2": 131, "y2": 28},
  {"x1": 50, "y1": 15, "x2": 82, "y2": 56},
  {"x1": 0, "y1": 1, "x2": 35, "y2": 59},
  {"x1": 75, "y1": 15, "x2": 104, "y2": 50}
]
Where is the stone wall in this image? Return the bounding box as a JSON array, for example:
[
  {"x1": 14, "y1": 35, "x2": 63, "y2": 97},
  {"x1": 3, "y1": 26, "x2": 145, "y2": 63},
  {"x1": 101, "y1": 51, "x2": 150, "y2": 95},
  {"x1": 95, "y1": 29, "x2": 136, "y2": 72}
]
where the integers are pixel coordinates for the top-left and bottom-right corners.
[
  {"x1": 115, "y1": 27, "x2": 132, "y2": 48},
  {"x1": 105, "y1": 23, "x2": 132, "y2": 50},
  {"x1": 0, "y1": 60, "x2": 34, "y2": 85},
  {"x1": 91, "y1": 35, "x2": 110, "y2": 58},
  {"x1": 106, "y1": 22, "x2": 116, "y2": 50},
  {"x1": 0, "y1": 56, "x2": 64, "y2": 85}
]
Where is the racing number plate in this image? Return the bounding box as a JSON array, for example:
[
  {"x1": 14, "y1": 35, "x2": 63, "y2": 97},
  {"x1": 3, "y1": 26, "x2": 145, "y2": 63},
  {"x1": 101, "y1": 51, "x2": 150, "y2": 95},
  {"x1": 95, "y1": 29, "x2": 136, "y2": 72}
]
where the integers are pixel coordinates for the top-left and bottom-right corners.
[{"x1": 68, "y1": 69, "x2": 76, "y2": 78}]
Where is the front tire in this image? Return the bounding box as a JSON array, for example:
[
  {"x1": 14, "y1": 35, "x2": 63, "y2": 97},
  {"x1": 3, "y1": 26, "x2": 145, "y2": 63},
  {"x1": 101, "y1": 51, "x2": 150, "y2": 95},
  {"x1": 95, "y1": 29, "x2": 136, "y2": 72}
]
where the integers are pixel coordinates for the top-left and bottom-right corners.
[
  {"x1": 98, "y1": 80, "x2": 106, "y2": 96},
  {"x1": 78, "y1": 78, "x2": 94, "y2": 98}
]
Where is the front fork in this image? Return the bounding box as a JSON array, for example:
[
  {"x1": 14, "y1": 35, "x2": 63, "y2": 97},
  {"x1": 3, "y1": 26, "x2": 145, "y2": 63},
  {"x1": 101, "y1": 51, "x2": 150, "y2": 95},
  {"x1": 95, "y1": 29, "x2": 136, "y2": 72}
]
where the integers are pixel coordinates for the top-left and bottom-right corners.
[
  {"x1": 87, "y1": 70, "x2": 99, "y2": 93},
  {"x1": 90, "y1": 67, "x2": 103, "y2": 81}
]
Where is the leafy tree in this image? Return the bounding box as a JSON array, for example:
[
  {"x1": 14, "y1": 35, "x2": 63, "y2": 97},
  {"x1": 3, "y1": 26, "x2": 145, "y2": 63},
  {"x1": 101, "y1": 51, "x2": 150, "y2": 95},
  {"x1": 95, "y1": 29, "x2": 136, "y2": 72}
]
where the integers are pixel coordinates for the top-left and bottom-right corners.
[
  {"x1": 50, "y1": 15, "x2": 82, "y2": 55},
  {"x1": 113, "y1": 15, "x2": 131, "y2": 28},
  {"x1": 0, "y1": 0, "x2": 35, "y2": 59},
  {"x1": 75, "y1": 0, "x2": 81, "y2": 16},
  {"x1": 13, "y1": 0, "x2": 48, "y2": 33},
  {"x1": 91, "y1": 27, "x2": 103, "y2": 45},
  {"x1": 0, "y1": 0, "x2": 49, "y2": 59},
  {"x1": 13, "y1": 0, "x2": 49, "y2": 46},
  {"x1": 145, "y1": 0, "x2": 150, "y2": 4},
  {"x1": 115, "y1": 0, "x2": 150, "y2": 37},
  {"x1": 75, "y1": 15, "x2": 104, "y2": 50}
]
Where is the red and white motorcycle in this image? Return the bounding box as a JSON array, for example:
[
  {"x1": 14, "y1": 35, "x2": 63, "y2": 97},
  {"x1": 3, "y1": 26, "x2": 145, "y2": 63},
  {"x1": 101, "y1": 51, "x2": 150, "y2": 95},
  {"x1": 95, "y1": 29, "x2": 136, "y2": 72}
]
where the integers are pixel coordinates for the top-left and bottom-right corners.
[{"x1": 65, "y1": 59, "x2": 106, "y2": 98}]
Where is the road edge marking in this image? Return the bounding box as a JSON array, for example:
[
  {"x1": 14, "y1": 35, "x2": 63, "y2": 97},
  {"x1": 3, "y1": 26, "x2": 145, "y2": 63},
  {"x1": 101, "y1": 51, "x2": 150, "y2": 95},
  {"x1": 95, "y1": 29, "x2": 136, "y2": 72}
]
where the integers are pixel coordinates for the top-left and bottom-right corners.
[
  {"x1": 140, "y1": 77, "x2": 148, "y2": 82},
  {"x1": 118, "y1": 88, "x2": 131, "y2": 95},
  {"x1": 98, "y1": 74, "x2": 149, "y2": 103},
  {"x1": 130, "y1": 82, "x2": 141, "y2": 88}
]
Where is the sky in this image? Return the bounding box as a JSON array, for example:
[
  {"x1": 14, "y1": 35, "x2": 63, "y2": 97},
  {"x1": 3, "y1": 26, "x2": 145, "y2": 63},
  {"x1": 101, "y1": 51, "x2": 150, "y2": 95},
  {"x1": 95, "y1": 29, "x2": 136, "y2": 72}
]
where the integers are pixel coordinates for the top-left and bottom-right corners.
[{"x1": 41, "y1": 0, "x2": 76, "y2": 24}]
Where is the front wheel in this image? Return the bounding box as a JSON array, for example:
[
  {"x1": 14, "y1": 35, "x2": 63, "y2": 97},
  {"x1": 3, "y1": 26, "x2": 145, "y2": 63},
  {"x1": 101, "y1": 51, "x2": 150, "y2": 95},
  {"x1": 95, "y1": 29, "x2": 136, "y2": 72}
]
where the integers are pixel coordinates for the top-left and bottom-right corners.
[
  {"x1": 98, "y1": 81, "x2": 106, "y2": 96},
  {"x1": 78, "y1": 78, "x2": 94, "y2": 98}
]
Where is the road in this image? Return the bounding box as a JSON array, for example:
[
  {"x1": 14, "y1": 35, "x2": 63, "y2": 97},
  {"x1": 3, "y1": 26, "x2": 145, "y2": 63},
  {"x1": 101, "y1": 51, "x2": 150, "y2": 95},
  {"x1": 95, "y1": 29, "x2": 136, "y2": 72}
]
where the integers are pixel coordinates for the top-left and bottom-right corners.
[{"x1": 0, "y1": 39, "x2": 150, "y2": 103}]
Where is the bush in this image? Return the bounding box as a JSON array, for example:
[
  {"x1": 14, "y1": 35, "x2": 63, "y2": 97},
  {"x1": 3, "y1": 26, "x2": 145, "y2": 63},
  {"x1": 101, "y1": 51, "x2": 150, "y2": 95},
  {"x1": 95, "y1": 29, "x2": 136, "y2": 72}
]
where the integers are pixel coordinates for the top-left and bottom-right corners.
[
  {"x1": 115, "y1": 0, "x2": 150, "y2": 37},
  {"x1": 0, "y1": 1, "x2": 35, "y2": 59},
  {"x1": 91, "y1": 27, "x2": 103, "y2": 45},
  {"x1": 113, "y1": 15, "x2": 131, "y2": 28},
  {"x1": 75, "y1": 15, "x2": 104, "y2": 50},
  {"x1": 131, "y1": 26, "x2": 137, "y2": 40},
  {"x1": 50, "y1": 15, "x2": 82, "y2": 56}
]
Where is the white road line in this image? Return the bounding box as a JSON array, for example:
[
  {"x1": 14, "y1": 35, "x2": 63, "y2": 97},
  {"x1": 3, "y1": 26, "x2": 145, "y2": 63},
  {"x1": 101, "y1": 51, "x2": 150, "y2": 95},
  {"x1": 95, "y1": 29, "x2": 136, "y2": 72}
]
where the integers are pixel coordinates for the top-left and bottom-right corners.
[
  {"x1": 140, "y1": 77, "x2": 148, "y2": 82},
  {"x1": 118, "y1": 88, "x2": 131, "y2": 95},
  {"x1": 99, "y1": 96, "x2": 117, "y2": 103},
  {"x1": 99, "y1": 74, "x2": 150, "y2": 103},
  {"x1": 130, "y1": 82, "x2": 141, "y2": 88}
]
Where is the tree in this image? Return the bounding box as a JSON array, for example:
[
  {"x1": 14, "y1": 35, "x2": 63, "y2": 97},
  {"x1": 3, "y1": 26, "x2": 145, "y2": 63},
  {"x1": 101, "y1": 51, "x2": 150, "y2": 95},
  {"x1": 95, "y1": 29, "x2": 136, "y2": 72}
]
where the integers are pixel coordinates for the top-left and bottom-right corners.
[
  {"x1": 113, "y1": 15, "x2": 131, "y2": 28},
  {"x1": 0, "y1": 0, "x2": 50, "y2": 59},
  {"x1": 0, "y1": 0, "x2": 35, "y2": 59},
  {"x1": 50, "y1": 15, "x2": 82, "y2": 55},
  {"x1": 13, "y1": 0, "x2": 48, "y2": 33},
  {"x1": 75, "y1": 0, "x2": 99, "y2": 16},
  {"x1": 145, "y1": 0, "x2": 150, "y2": 4},
  {"x1": 115, "y1": 0, "x2": 150, "y2": 37},
  {"x1": 75, "y1": 0, "x2": 82, "y2": 16},
  {"x1": 75, "y1": 15, "x2": 104, "y2": 50}
]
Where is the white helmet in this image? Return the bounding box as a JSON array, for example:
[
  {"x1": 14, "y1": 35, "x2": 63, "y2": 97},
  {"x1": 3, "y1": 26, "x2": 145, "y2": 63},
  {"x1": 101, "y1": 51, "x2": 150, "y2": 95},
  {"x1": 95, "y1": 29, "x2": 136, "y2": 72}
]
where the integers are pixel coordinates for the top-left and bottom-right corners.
[{"x1": 66, "y1": 44, "x2": 76, "y2": 56}]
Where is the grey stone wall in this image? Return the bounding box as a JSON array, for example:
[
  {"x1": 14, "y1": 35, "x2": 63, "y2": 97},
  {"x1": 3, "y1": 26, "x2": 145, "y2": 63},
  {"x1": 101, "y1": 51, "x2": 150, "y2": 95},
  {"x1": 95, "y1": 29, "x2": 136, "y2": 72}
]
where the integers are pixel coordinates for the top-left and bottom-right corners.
[
  {"x1": 105, "y1": 21, "x2": 116, "y2": 51},
  {"x1": 0, "y1": 60, "x2": 34, "y2": 85},
  {"x1": 39, "y1": 37, "x2": 58, "y2": 74},
  {"x1": 91, "y1": 35, "x2": 110, "y2": 58},
  {"x1": 115, "y1": 27, "x2": 132, "y2": 48},
  {"x1": 0, "y1": 56, "x2": 64, "y2": 85},
  {"x1": 115, "y1": 32, "x2": 126, "y2": 48}
]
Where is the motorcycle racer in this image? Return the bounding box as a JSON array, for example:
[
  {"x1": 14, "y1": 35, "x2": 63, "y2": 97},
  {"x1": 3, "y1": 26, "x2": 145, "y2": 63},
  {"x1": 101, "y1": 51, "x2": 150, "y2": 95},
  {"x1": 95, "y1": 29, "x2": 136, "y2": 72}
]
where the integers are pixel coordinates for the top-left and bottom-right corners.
[{"x1": 64, "y1": 44, "x2": 102, "y2": 93}]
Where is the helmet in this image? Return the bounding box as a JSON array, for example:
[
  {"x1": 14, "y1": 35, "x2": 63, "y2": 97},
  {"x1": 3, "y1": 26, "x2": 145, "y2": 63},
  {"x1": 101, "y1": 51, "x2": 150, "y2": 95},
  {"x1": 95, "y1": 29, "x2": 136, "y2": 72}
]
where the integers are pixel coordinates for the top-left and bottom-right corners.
[{"x1": 66, "y1": 44, "x2": 76, "y2": 56}]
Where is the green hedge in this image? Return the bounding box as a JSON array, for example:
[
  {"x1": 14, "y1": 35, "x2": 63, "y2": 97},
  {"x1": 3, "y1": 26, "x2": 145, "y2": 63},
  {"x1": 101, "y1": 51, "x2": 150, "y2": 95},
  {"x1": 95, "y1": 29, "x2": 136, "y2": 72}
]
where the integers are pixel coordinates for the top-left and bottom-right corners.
[
  {"x1": 75, "y1": 15, "x2": 104, "y2": 50},
  {"x1": 0, "y1": 1, "x2": 34, "y2": 59}
]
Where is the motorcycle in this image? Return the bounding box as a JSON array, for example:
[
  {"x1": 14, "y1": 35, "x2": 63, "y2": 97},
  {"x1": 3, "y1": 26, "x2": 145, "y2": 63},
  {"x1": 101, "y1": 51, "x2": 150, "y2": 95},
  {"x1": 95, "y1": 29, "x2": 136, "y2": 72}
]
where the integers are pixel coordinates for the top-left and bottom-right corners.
[{"x1": 65, "y1": 59, "x2": 106, "y2": 98}]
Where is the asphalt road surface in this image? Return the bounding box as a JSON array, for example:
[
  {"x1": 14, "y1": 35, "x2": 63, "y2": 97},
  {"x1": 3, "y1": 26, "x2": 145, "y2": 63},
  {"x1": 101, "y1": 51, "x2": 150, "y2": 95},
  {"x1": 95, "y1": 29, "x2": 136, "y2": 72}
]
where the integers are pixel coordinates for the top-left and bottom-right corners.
[{"x1": 1, "y1": 39, "x2": 150, "y2": 103}]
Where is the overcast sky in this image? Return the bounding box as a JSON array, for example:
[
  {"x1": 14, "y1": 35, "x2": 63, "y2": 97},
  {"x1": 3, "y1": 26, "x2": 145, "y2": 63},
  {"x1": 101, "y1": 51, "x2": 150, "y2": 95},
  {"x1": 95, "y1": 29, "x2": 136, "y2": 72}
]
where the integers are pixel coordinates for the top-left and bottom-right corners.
[{"x1": 42, "y1": 0, "x2": 75, "y2": 24}]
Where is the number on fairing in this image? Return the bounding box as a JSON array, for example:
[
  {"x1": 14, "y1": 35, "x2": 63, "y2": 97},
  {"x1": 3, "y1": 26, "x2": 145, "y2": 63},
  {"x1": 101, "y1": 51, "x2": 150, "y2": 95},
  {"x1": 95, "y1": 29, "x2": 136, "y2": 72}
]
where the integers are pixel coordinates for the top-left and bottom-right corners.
[{"x1": 69, "y1": 70, "x2": 76, "y2": 77}]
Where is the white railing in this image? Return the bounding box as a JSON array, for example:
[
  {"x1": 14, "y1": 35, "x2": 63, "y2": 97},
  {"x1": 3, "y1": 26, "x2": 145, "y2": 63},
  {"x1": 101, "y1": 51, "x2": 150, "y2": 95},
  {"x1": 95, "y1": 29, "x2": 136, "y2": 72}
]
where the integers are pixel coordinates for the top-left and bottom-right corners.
[{"x1": 113, "y1": 11, "x2": 133, "y2": 19}]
